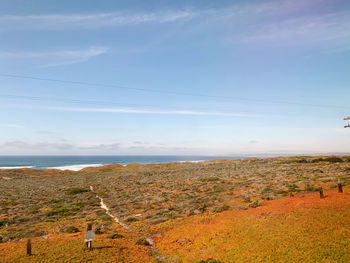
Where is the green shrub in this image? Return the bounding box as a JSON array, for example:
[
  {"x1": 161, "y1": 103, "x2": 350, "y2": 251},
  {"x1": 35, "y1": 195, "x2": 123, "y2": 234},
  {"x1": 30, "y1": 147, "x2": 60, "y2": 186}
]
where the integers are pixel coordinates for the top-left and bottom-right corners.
[
  {"x1": 323, "y1": 157, "x2": 343, "y2": 163},
  {"x1": 262, "y1": 186, "x2": 272, "y2": 193},
  {"x1": 108, "y1": 233, "x2": 124, "y2": 239},
  {"x1": 67, "y1": 188, "x2": 89, "y2": 195},
  {"x1": 45, "y1": 207, "x2": 70, "y2": 217},
  {"x1": 0, "y1": 218, "x2": 9, "y2": 227},
  {"x1": 197, "y1": 258, "x2": 222, "y2": 263},
  {"x1": 125, "y1": 217, "x2": 138, "y2": 222},
  {"x1": 60, "y1": 226, "x2": 80, "y2": 233},
  {"x1": 305, "y1": 183, "x2": 317, "y2": 192},
  {"x1": 249, "y1": 201, "x2": 260, "y2": 208},
  {"x1": 212, "y1": 204, "x2": 230, "y2": 213},
  {"x1": 312, "y1": 157, "x2": 343, "y2": 163},
  {"x1": 198, "y1": 204, "x2": 207, "y2": 213},
  {"x1": 135, "y1": 238, "x2": 150, "y2": 246},
  {"x1": 244, "y1": 197, "x2": 251, "y2": 203},
  {"x1": 28, "y1": 206, "x2": 39, "y2": 214},
  {"x1": 287, "y1": 184, "x2": 299, "y2": 192},
  {"x1": 200, "y1": 177, "x2": 219, "y2": 182}
]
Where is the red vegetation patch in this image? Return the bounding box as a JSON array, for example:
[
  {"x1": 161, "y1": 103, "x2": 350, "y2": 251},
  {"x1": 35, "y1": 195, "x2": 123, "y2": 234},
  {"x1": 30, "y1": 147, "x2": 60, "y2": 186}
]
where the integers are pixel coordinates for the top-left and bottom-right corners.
[
  {"x1": 0, "y1": 231, "x2": 156, "y2": 263},
  {"x1": 154, "y1": 187, "x2": 350, "y2": 263}
]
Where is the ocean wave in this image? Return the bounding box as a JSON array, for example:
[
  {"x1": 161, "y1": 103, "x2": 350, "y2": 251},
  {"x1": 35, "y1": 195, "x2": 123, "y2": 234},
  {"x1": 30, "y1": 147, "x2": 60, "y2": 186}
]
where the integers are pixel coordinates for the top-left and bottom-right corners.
[
  {"x1": 48, "y1": 164, "x2": 103, "y2": 171},
  {"x1": 0, "y1": 166, "x2": 35, "y2": 169}
]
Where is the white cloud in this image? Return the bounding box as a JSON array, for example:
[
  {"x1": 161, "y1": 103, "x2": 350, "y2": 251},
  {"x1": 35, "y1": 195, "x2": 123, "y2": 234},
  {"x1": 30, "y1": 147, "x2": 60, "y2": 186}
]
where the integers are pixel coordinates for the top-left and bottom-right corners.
[
  {"x1": 42, "y1": 106, "x2": 261, "y2": 117},
  {"x1": 0, "y1": 10, "x2": 196, "y2": 30},
  {"x1": 0, "y1": 140, "x2": 196, "y2": 155},
  {"x1": 0, "y1": 123, "x2": 23, "y2": 128},
  {"x1": 0, "y1": 46, "x2": 108, "y2": 67},
  {"x1": 245, "y1": 12, "x2": 350, "y2": 43}
]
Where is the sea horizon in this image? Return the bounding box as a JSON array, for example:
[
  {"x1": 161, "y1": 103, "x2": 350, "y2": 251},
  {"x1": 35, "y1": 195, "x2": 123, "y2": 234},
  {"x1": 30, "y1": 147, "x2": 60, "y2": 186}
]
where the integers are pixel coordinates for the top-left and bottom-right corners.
[{"x1": 0, "y1": 155, "x2": 246, "y2": 171}]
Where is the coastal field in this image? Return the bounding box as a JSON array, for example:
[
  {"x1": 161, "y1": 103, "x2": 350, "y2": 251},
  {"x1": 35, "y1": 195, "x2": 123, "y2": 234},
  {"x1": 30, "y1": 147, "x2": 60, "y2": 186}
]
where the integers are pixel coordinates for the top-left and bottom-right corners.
[{"x1": 1, "y1": 156, "x2": 350, "y2": 262}]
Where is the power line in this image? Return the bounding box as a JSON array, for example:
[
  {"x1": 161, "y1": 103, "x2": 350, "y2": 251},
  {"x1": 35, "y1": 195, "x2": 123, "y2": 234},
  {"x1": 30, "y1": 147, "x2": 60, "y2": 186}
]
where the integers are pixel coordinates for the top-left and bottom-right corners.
[
  {"x1": 0, "y1": 73, "x2": 348, "y2": 110},
  {"x1": 0, "y1": 94, "x2": 158, "y2": 108}
]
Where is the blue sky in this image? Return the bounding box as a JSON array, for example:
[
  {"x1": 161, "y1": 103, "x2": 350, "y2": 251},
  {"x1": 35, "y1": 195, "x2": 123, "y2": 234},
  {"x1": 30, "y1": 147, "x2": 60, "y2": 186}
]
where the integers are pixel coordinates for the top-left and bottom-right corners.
[{"x1": 0, "y1": 0, "x2": 350, "y2": 155}]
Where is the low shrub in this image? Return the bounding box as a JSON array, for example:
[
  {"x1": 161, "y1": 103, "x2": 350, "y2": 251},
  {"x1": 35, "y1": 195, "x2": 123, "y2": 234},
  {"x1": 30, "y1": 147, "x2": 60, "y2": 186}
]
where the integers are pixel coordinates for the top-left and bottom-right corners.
[
  {"x1": 197, "y1": 259, "x2": 222, "y2": 263},
  {"x1": 0, "y1": 218, "x2": 9, "y2": 227},
  {"x1": 60, "y1": 225, "x2": 80, "y2": 233},
  {"x1": 108, "y1": 233, "x2": 124, "y2": 239},
  {"x1": 67, "y1": 188, "x2": 89, "y2": 195},
  {"x1": 249, "y1": 201, "x2": 260, "y2": 208},
  {"x1": 148, "y1": 217, "x2": 168, "y2": 225},
  {"x1": 305, "y1": 183, "x2": 318, "y2": 192},
  {"x1": 212, "y1": 204, "x2": 230, "y2": 213},
  {"x1": 135, "y1": 238, "x2": 150, "y2": 246},
  {"x1": 125, "y1": 217, "x2": 138, "y2": 223}
]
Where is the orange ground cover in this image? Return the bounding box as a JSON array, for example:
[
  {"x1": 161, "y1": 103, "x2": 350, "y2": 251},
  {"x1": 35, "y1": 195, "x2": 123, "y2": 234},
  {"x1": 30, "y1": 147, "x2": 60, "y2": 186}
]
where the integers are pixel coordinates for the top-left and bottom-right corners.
[
  {"x1": 153, "y1": 187, "x2": 350, "y2": 262},
  {"x1": 0, "y1": 231, "x2": 155, "y2": 263}
]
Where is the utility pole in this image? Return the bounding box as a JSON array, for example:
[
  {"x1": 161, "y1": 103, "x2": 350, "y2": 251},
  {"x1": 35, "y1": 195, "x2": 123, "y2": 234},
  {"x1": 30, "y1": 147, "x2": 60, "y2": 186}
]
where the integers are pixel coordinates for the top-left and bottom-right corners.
[{"x1": 344, "y1": 117, "x2": 350, "y2": 128}]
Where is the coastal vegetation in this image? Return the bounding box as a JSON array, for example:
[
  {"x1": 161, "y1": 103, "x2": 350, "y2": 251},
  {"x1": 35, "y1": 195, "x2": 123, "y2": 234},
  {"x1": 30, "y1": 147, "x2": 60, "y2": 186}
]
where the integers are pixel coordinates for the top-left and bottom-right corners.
[{"x1": 1, "y1": 156, "x2": 350, "y2": 262}]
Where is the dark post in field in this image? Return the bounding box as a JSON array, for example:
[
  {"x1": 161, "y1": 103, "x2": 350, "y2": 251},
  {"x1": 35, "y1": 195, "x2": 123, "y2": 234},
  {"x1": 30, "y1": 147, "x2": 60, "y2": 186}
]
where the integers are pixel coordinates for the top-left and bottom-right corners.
[
  {"x1": 337, "y1": 183, "x2": 343, "y2": 193},
  {"x1": 319, "y1": 187, "x2": 324, "y2": 199},
  {"x1": 26, "y1": 239, "x2": 32, "y2": 256}
]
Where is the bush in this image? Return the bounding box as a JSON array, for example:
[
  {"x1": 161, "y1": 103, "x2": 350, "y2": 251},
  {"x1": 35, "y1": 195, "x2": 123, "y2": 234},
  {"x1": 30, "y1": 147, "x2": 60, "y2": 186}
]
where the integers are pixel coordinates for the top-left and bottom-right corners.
[
  {"x1": 323, "y1": 157, "x2": 343, "y2": 163},
  {"x1": 200, "y1": 177, "x2": 219, "y2": 182},
  {"x1": 108, "y1": 233, "x2": 124, "y2": 239},
  {"x1": 312, "y1": 157, "x2": 343, "y2": 163},
  {"x1": 198, "y1": 204, "x2": 207, "y2": 213},
  {"x1": 95, "y1": 227, "x2": 103, "y2": 234},
  {"x1": 249, "y1": 201, "x2": 260, "y2": 208},
  {"x1": 67, "y1": 188, "x2": 89, "y2": 195},
  {"x1": 125, "y1": 217, "x2": 138, "y2": 223},
  {"x1": 148, "y1": 217, "x2": 168, "y2": 225},
  {"x1": 287, "y1": 184, "x2": 299, "y2": 192},
  {"x1": 0, "y1": 219, "x2": 8, "y2": 227},
  {"x1": 262, "y1": 185, "x2": 272, "y2": 193},
  {"x1": 60, "y1": 225, "x2": 80, "y2": 233},
  {"x1": 212, "y1": 204, "x2": 230, "y2": 213},
  {"x1": 244, "y1": 197, "x2": 251, "y2": 203},
  {"x1": 135, "y1": 238, "x2": 150, "y2": 246},
  {"x1": 305, "y1": 184, "x2": 317, "y2": 192},
  {"x1": 45, "y1": 207, "x2": 70, "y2": 217},
  {"x1": 197, "y1": 259, "x2": 222, "y2": 263}
]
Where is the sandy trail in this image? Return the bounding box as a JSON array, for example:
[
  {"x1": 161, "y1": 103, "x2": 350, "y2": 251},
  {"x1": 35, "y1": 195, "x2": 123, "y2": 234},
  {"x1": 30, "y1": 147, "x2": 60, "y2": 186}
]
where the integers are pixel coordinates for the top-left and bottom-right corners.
[{"x1": 89, "y1": 185, "x2": 159, "y2": 253}]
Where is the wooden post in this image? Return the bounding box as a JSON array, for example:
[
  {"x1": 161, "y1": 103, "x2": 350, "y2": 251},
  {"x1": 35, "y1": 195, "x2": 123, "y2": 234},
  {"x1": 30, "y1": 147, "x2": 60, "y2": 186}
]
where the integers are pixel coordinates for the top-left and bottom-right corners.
[
  {"x1": 319, "y1": 187, "x2": 324, "y2": 198},
  {"x1": 27, "y1": 239, "x2": 32, "y2": 256},
  {"x1": 337, "y1": 183, "x2": 343, "y2": 193}
]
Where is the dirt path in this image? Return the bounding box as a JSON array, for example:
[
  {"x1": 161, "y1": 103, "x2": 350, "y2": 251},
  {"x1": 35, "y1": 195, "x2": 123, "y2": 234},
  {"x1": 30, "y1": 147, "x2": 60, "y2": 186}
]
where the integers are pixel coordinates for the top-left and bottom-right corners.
[{"x1": 89, "y1": 185, "x2": 164, "y2": 261}]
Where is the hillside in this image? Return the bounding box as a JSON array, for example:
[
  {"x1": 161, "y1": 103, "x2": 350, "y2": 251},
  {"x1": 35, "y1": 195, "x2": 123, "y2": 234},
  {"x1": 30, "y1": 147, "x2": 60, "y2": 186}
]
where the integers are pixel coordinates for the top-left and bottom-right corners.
[{"x1": 0, "y1": 156, "x2": 350, "y2": 262}]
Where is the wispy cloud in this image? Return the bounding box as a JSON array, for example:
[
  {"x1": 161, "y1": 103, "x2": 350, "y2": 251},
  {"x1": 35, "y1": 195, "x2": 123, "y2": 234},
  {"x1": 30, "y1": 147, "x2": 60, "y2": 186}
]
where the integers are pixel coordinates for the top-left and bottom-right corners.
[
  {"x1": 0, "y1": 141, "x2": 120, "y2": 152},
  {"x1": 245, "y1": 12, "x2": 350, "y2": 43},
  {"x1": 0, "y1": 10, "x2": 196, "y2": 30},
  {"x1": 0, "y1": 46, "x2": 108, "y2": 66},
  {"x1": 0, "y1": 123, "x2": 23, "y2": 128},
  {"x1": 247, "y1": 0, "x2": 327, "y2": 16},
  {"x1": 1, "y1": 1, "x2": 348, "y2": 49},
  {"x1": 43, "y1": 106, "x2": 261, "y2": 117}
]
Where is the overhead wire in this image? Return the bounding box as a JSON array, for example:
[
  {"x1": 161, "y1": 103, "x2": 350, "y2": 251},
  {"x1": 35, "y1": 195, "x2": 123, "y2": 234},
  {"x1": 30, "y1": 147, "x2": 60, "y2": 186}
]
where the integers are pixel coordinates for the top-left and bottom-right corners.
[{"x1": 0, "y1": 73, "x2": 348, "y2": 110}]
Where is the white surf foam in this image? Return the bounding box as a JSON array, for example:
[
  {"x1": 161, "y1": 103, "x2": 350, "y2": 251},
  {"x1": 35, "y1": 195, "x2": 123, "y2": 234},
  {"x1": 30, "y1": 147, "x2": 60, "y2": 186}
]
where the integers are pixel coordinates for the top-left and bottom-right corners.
[
  {"x1": 0, "y1": 166, "x2": 35, "y2": 170},
  {"x1": 49, "y1": 164, "x2": 103, "y2": 171},
  {"x1": 178, "y1": 160, "x2": 204, "y2": 163}
]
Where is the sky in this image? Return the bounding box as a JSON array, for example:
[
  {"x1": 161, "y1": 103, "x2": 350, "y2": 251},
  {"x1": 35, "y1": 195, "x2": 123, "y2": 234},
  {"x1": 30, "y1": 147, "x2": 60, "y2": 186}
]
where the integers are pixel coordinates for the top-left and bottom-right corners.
[{"x1": 0, "y1": 0, "x2": 350, "y2": 155}]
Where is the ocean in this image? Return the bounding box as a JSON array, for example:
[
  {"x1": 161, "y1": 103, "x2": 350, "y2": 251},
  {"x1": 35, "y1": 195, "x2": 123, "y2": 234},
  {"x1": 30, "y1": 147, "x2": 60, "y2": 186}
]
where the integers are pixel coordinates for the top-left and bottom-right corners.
[{"x1": 0, "y1": 155, "x2": 244, "y2": 171}]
